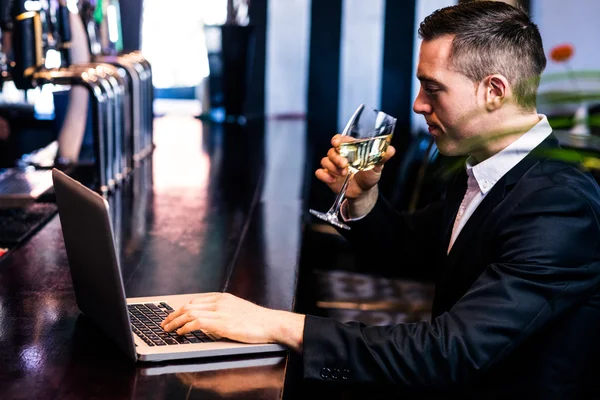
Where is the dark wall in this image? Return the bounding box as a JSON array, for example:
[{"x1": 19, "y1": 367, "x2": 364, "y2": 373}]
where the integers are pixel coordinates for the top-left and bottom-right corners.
[
  {"x1": 305, "y1": 0, "x2": 343, "y2": 211},
  {"x1": 378, "y1": 0, "x2": 417, "y2": 198},
  {"x1": 245, "y1": 0, "x2": 267, "y2": 118}
]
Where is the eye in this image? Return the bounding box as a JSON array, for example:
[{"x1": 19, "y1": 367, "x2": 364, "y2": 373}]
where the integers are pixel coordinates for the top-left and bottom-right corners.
[{"x1": 423, "y1": 84, "x2": 440, "y2": 96}]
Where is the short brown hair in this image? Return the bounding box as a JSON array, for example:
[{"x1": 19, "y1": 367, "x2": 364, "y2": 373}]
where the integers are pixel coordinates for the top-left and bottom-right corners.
[{"x1": 418, "y1": 1, "x2": 546, "y2": 110}]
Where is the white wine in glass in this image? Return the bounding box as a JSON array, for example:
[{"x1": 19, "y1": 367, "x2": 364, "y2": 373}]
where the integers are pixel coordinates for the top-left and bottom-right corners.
[{"x1": 309, "y1": 104, "x2": 396, "y2": 230}]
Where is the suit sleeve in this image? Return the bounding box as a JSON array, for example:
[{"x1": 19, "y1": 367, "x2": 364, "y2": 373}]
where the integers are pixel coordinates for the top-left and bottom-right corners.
[
  {"x1": 302, "y1": 185, "x2": 600, "y2": 387},
  {"x1": 336, "y1": 194, "x2": 445, "y2": 279}
]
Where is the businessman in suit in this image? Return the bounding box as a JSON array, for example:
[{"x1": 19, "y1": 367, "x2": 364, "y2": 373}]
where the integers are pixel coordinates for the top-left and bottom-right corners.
[{"x1": 162, "y1": 1, "x2": 600, "y2": 397}]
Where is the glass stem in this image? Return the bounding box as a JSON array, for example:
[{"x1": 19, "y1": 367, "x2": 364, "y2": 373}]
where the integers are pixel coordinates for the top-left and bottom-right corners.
[{"x1": 328, "y1": 171, "x2": 355, "y2": 216}]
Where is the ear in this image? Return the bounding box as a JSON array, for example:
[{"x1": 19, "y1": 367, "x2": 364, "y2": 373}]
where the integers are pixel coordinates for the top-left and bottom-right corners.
[{"x1": 483, "y1": 74, "x2": 510, "y2": 111}]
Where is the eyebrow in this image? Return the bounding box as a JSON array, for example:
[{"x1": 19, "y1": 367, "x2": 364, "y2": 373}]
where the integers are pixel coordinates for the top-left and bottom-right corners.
[
  {"x1": 417, "y1": 74, "x2": 444, "y2": 87},
  {"x1": 417, "y1": 75, "x2": 446, "y2": 89}
]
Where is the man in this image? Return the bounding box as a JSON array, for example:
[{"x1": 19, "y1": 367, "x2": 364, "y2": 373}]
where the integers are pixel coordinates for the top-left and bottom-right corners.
[{"x1": 162, "y1": 2, "x2": 600, "y2": 397}]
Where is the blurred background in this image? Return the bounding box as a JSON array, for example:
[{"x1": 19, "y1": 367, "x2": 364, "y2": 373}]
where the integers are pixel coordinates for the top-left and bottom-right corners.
[{"x1": 1, "y1": 0, "x2": 599, "y2": 249}]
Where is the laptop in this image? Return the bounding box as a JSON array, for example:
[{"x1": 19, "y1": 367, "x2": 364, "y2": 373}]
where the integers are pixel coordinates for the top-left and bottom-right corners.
[
  {"x1": 52, "y1": 168, "x2": 286, "y2": 362},
  {"x1": 139, "y1": 353, "x2": 286, "y2": 376}
]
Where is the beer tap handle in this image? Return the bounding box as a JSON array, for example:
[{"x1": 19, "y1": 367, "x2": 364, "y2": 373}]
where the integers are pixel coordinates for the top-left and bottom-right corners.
[{"x1": 11, "y1": 0, "x2": 43, "y2": 89}]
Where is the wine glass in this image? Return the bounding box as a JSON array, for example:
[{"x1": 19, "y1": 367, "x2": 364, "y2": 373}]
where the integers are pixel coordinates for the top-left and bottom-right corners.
[{"x1": 309, "y1": 104, "x2": 396, "y2": 230}]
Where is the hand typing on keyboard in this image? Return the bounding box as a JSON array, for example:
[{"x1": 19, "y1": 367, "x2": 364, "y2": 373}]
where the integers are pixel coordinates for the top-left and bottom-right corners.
[{"x1": 160, "y1": 292, "x2": 306, "y2": 352}]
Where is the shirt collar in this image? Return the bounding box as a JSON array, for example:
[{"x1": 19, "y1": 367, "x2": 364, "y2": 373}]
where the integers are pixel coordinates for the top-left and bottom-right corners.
[{"x1": 465, "y1": 114, "x2": 552, "y2": 194}]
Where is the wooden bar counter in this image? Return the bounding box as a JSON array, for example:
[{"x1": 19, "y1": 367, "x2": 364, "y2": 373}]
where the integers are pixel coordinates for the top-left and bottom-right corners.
[{"x1": 0, "y1": 113, "x2": 306, "y2": 399}]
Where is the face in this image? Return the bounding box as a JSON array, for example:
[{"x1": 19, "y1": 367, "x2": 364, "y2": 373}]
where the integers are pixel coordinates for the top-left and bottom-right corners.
[{"x1": 413, "y1": 36, "x2": 487, "y2": 157}]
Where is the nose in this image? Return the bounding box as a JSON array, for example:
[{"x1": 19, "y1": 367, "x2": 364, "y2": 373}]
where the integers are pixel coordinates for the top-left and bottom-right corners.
[{"x1": 413, "y1": 88, "x2": 432, "y2": 115}]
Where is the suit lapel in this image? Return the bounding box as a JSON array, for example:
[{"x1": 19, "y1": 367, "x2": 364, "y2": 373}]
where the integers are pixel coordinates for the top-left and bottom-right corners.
[
  {"x1": 445, "y1": 179, "x2": 505, "y2": 267},
  {"x1": 440, "y1": 167, "x2": 467, "y2": 253},
  {"x1": 443, "y1": 134, "x2": 562, "y2": 268}
]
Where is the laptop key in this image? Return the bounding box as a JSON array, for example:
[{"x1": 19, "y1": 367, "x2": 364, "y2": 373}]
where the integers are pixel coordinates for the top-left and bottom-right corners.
[
  {"x1": 174, "y1": 335, "x2": 190, "y2": 344},
  {"x1": 136, "y1": 333, "x2": 156, "y2": 346},
  {"x1": 128, "y1": 303, "x2": 206, "y2": 346},
  {"x1": 146, "y1": 332, "x2": 164, "y2": 341},
  {"x1": 192, "y1": 331, "x2": 215, "y2": 342}
]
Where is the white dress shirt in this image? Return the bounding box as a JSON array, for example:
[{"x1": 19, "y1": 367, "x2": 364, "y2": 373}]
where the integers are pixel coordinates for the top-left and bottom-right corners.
[{"x1": 447, "y1": 115, "x2": 552, "y2": 253}]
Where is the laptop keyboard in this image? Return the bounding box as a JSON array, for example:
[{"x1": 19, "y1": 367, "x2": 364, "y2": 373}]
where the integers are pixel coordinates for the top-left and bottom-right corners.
[{"x1": 128, "y1": 302, "x2": 215, "y2": 347}]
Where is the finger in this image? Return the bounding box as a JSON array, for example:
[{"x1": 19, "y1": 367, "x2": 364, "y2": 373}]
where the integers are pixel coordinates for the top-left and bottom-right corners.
[
  {"x1": 164, "y1": 310, "x2": 220, "y2": 333},
  {"x1": 382, "y1": 145, "x2": 396, "y2": 163},
  {"x1": 175, "y1": 319, "x2": 206, "y2": 336},
  {"x1": 372, "y1": 145, "x2": 396, "y2": 173},
  {"x1": 321, "y1": 156, "x2": 345, "y2": 177},
  {"x1": 315, "y1": 168, "x2": 337, "y2": 184},
  {"x1": 331, "y1": 134, "x2": 342, "y2": 147},
  {"x1": 327, "y1": 147, "x2": 348, "y2": 170},
  {"x1": 163, "y1": 313, "x2": 198, "y2": 332},
  {"x1": 161, "y1": 308, "x2": 185, "y2": 327},
  {"x1": 174, "y1": 313, "x2": 220, "y2": 336},
  {"x1": 160, "y1": 299, "x2": 216, "y2": 327}
]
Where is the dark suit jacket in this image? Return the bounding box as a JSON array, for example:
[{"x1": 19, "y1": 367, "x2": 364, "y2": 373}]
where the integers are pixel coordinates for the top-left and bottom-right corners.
[{"x1": 302, "y1": 135, "x2": 600, "y2": 398}]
